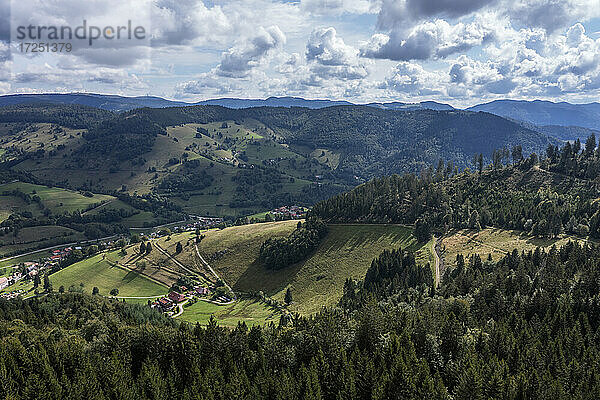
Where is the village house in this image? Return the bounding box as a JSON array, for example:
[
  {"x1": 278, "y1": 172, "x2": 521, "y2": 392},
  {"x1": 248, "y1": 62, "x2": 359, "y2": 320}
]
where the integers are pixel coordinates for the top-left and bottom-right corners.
[
  {"x1": 157, "y1": 298, "x2": 173, "y2": 310},
  {"x1": 271, "y1": 205, "x2": 307, "y2": 219},
  {"x1": 194, "y1": 286, "x2": 209, "y2": 296},
  {"x1": 168, "y1": 291, "x2": 185, "y2": 303},
  {"x1": 0, "y1": 277, "x2": 8, "y2": 290}
]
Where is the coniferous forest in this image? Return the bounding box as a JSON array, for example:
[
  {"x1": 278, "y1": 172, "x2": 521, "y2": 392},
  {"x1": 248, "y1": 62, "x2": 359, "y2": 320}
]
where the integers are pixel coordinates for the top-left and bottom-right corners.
[
  {"x1": 312, "y1": 138, "x2": 600, "y2": 240},
  {"x1": 3, "y1": 240, "x2": 600, "y2": 399},
  {"x1": 1, "y1": 134, "x2": 600, "y2": 399}
]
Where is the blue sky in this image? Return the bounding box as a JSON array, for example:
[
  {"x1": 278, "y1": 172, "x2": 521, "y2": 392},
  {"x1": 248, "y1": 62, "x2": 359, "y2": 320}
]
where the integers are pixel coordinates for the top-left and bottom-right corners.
[{"x1": 0, "y1": 0, "x2": 599, "y2": 107}]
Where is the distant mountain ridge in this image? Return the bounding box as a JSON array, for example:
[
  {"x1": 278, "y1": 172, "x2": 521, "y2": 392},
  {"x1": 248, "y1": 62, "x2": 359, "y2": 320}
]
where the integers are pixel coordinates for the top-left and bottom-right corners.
[
  {"x1": 1, "y1": 93, "x2": 599, "y2": 139},
  {"x1": 0, "y1": 93, "x2": 191, "y2": 112},
  {"x1": 0, "y1": 93, "x2": 454, "y2": 112},
  {"x1": 468, "y1": 99, "x2": 600, "y2": 130}
]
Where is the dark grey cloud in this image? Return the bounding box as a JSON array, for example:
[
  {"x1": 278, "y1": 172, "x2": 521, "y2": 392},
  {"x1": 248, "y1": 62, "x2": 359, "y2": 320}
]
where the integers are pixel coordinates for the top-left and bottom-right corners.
[
  {"x1": 362, "y1": 20, "x2": 493, "y2": 61},
  {"x1": 377, "y1": 0, "x2": 498, "y2": 30},
  {"x1": 506, "y1": 0, "x2": 599, "y2": 32}
]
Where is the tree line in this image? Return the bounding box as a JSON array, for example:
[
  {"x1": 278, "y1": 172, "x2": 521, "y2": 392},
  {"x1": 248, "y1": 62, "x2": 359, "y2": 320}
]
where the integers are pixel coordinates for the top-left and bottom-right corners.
[
  {"x1": 259, "y1": 217, "x2": 328, "y2": 270},
  {"x1": 312, "y1": 135, "x2": 600, "y2": 239}
]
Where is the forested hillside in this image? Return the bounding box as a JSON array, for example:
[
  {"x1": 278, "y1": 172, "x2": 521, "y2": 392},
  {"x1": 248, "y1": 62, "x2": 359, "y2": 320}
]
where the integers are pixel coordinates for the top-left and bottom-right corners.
[
  {"x1": 135, "y1": 105, "x2": 556, "y2": 180},
  {"x1": 3, "y1": 236, "x2": 600, "y2": 398},
  {"x1": 313, "y1": 136, "x2": 600, "y2": 239},
  {"x1": 0, "y1": 103, "x2": 557, "y2": 217}
]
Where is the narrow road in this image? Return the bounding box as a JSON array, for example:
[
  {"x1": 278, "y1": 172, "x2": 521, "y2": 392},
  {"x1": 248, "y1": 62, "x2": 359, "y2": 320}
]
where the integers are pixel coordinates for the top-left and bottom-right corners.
[
  {"x1": 172, "y1": 300, "x2": 188, "y2": 318},
  {"x1": 194, "y1": 243, "x2": 233, "y2": 294},
  {"x1": 0, "y1": 234, "x2": 121, "y2": 263},
  {"x1": 154, "y1": 242, "x2": 201, "y2": 277},
  {"x1": 432, "y1": 236, "x2": 441, "y2": 288},
  {"x1": 81, "y1": 199, "x2": 114, "y2": 216},
  {"x1": 198, "y1": 298, "x2": 235, "y2": 306},
  {"x1": 129, "y1": 220, "x2": 188, "y2": 231}
]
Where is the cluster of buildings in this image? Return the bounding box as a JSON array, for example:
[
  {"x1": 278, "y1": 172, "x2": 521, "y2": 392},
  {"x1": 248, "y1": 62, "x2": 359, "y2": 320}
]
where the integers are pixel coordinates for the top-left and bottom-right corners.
[
  {"x1": 270, "y1": 205, "x2": 307, "y2": 219},
  {"x1": 141, "y1": 217, "x2": 225, "y2": 240},
  {"x1": 0, "y1": 245, "x2": 79, "y2": 297},
  {"x1": 151, "y1": 285, "x2": 215, "y2": 314},
  {"x1": 0, "y1": 289, "x2": 24, "y2": 300},
  {"x1": 184, "y1": 216, "x2": 224, "y2": 230},
  {"x1": 49, "y1": 246, "x2": 81, "y2": 262},
  {"x1": 0, "y1": 262, "x2": 38, "y2": 298}
]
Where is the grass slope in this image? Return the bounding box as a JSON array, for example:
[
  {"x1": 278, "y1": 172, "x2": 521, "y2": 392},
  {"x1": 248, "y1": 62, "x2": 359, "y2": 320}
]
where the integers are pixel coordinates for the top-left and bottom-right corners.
[
  {"x1": 49, "y1": 252, "x2": 168, "y2": 297},
  {"x1": 442, "y1": 228, "x2": 594, "y2": 269},
  {"x1": 177, "y1": 299, "x2": 282, "y2": 327},
  {"x1": 0, "y1": 181, "x2": 114, "y2": 215},
  {"x1": 194, "y1": 222, "x2": 432, "y2": 314}
]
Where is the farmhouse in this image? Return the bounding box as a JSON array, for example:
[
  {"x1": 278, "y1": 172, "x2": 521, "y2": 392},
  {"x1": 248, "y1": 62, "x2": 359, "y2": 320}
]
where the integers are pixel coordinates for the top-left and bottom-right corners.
[
  {"x1": 157, "y1": 298, "x2": 173, "y2": 310},
  {"x1": 194, "y1": 286, "x2": 209, "y2": 296},
  {"x1": 168, "y1": 291, "x2": 185, "y2": 303}
]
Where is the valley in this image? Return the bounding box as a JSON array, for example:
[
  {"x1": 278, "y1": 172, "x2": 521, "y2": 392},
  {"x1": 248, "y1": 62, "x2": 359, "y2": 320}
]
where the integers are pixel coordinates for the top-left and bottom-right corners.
[
  {"x1": 4, "y1": 0, "x2": 600, "y2": 391},
  {"x1": 1, "y1": 100, "x2": 598, "y2": 326},
  {"x1": 2, "y1": 100, "x2": 600, "y2": 399}
]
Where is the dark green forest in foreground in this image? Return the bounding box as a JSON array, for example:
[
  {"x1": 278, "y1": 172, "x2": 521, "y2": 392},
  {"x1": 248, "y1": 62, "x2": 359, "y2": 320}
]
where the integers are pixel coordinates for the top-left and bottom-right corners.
[{"x1": 3, "y1": 240, "x2": 600, "y2": 399}]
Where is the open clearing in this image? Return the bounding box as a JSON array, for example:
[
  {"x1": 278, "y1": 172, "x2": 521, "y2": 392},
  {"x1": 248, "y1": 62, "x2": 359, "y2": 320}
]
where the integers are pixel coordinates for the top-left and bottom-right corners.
[
  {"x1": 189, "y1": 222, "x2": 431, "y2": 314},
  {"x1": 0, "y1": 181, "x2": 114, "y2": 215},
  {"x1": 177, "y1": 299, "x2": 281, "y2": 327},
  {"x1": 49, "y1": 252, "x2": 168, "y2": 297},
  {"x1": 442, "y1": 228, "x2": 593, "y2": 269}
]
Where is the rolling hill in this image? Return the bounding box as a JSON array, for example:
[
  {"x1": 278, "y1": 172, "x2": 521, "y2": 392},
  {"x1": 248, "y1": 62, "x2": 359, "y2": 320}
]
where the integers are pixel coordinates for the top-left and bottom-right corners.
[
  {"x1": 0, "y1": 103, "x2": 558, "y2": 218},
  {"x1": 468, "y1": 99, "x2": 600, "y2": 130},
  {"x1": 161, "y1": 221, "x2": 433, "y2": 315},
  {"x1": 0, "y1": 93, "x2": 454, "y2": 112}
]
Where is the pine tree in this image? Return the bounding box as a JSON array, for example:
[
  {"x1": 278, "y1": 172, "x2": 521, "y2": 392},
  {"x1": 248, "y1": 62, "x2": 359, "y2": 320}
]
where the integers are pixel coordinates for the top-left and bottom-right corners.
[
  {"x1": 33, "y1": 273, "x2": 41, "y2": 288},
  {"x1": 469, "y1": 210, "x2": 482, "y2": 231},
  {"x1": 285, "y1": 288, "x2": 293, "y2": 305},
  {"x1": 139, "y1": 242, "x2": 146, "y2": 254}
]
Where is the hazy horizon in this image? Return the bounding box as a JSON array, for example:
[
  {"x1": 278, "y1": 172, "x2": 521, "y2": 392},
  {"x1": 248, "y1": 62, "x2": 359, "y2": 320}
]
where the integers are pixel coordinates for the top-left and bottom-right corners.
[{"x1": 0, "y1": 0, "x2": 599, "y2": 108}]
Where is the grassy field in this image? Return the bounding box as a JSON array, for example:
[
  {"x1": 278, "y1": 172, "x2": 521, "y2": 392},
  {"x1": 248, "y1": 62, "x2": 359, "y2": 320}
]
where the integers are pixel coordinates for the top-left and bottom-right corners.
[
  {"x1": 164, "y1": 221, "x2": 297, "y2": 279},
  {"x1": 442, "y1": 228, "x2": 593, "y2": 269},
  {"x1": 0, "y1": 195, "x2": 33, "y2": 223},
  {"x1": 177, "y1": 299, "x2": 281, "y2": 327},
  {"x1": 191, "y1": 222, "x2": 431, "y2": 314},
  {"x1": 0, "y1": 226, "x2": 85, "y2": 257},
  {"x1": 49, "y1": 252, "x2": 169, "y2": 297},
  {"x1": 0, "y1": 182, "x2": 114, "y2": 215},
  {"x1": 105, "y1": 244, "x2": 186, "y2": 288}
]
